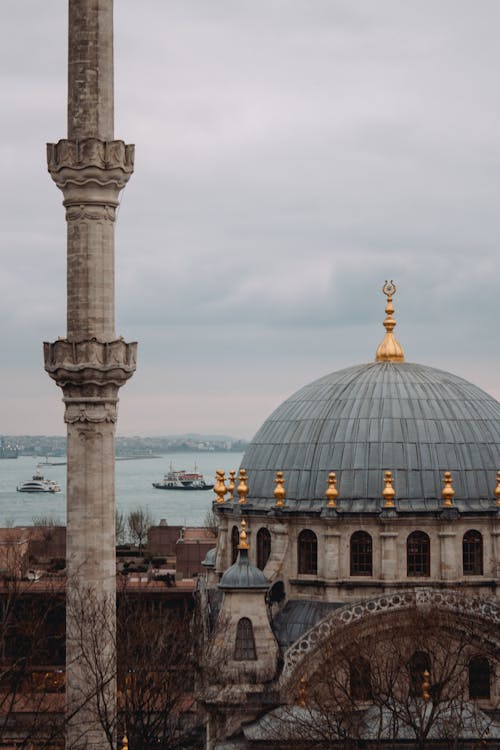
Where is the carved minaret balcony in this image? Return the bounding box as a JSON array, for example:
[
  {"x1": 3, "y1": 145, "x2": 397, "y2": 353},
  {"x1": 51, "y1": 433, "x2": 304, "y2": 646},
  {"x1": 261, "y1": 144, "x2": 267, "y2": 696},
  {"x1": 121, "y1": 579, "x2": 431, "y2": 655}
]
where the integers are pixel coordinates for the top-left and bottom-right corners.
[{"x1": 44, "y1": 2, "x2": 135, "y2": 747}]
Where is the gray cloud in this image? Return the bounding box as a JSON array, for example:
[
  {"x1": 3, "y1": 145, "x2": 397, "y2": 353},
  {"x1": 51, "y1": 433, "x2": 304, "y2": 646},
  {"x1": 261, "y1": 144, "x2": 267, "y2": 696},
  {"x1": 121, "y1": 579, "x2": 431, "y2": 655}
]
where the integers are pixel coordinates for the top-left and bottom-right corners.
[{"x1": 1, "y1": 1, "x2": 499, "y2": 437}]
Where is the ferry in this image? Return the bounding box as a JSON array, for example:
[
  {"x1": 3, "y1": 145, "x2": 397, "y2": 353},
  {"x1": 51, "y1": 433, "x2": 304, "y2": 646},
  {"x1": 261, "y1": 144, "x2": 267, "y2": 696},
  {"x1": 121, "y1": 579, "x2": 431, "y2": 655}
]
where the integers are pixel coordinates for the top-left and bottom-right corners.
[
  {"x1": 17, "y1": 470, "x2": 62, "y2": 493},
  {"x1": 152, "y1": 465, "x2": 214, "y2": 491}
]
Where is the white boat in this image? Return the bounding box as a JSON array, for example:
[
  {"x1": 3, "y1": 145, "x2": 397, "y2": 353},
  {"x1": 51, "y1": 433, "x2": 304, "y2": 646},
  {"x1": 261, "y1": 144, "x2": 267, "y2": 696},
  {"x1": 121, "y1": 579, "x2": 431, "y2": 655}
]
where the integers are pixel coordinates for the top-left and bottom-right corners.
[
  {"x1": 152, "y1": 464, "x2": 214, "y2": 491},
  {"x1": 17, "y1": 471, "x2": 62, "y2": 493}
]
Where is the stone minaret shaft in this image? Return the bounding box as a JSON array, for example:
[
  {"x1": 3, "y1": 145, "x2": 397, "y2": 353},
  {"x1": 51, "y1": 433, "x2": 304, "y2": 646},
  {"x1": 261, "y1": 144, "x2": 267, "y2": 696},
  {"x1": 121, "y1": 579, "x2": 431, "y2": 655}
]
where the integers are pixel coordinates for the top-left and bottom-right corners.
[{"x1": 44, "y1": 2, "x2": 136, "y2": 747}]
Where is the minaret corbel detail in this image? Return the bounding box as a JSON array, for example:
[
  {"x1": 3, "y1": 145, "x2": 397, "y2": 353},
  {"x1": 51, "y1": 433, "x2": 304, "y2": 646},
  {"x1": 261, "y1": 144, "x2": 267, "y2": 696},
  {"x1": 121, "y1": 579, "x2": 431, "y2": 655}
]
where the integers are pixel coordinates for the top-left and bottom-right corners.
[{"x1": 43, "y1": 2, "x2": 135, "y2": 748}]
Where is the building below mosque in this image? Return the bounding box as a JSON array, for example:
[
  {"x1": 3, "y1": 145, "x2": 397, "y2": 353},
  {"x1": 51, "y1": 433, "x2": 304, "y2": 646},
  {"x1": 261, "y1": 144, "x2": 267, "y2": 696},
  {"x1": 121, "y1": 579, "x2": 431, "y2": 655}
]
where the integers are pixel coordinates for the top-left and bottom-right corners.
[{"x1": 200, "y1": 284, "x2": 500, "y2": 749}]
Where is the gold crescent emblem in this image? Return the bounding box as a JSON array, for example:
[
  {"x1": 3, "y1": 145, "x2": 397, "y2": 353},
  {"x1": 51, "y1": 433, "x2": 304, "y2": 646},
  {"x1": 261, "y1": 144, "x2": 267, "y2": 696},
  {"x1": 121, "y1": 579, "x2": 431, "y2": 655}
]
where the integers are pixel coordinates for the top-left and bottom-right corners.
[{"x1": 382, "y1": 280, "x2": 396, "y2": 298}]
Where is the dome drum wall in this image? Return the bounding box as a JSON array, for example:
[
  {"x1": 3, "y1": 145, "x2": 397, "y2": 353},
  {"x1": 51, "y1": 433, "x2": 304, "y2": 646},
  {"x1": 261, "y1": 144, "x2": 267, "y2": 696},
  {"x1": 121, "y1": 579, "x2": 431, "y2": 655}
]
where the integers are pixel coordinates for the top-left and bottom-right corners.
[
  {"x1": 241, "y1": 362, "x2": 500, "y2": 510},
  {"x1": 213, "y1": 512, "x2": 500, "y2": 604}
]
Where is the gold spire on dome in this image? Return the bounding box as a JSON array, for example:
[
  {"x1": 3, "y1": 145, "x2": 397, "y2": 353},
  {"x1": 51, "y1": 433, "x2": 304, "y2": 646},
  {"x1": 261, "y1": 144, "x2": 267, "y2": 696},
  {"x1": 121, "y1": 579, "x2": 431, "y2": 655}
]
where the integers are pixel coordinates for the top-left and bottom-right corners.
[
  {"x1": 375, "y1": 280, "x2": 405, "y2": 363},
  {"x1": 238, "y1": 519, "x2": 249, "y2": 550},
  {"x1": 382, "y1": 471, "x2": 396, "y2": 507},
  {"x1": 274, "y1": 471, "x2": 286, "y2": 508},
  {"x1": 237, "y1": 469, "x2": 249, "y2": 504},
  {"x1": 121, "y1": 737, "x2": 129, "y2": 750},
  {"x1": 325, "y1": 472, "x2": 339, "y2": 508},
  {"x1": 494, "y1": 471, "x2": 500, "y2": 507},
  {"x1": 442, "y1": 471, "x2": 455, "y2": 507},
  {"x1": 214, "y1": 469, "x2": 226, "y2": 504}
]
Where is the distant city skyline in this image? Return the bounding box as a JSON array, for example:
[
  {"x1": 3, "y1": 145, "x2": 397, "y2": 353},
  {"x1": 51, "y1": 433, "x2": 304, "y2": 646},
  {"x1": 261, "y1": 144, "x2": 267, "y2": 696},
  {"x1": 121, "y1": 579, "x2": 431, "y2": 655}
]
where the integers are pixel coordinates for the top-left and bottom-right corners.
[{"x1": 1, "y1": 1, "x2": 499, "y2": 439}]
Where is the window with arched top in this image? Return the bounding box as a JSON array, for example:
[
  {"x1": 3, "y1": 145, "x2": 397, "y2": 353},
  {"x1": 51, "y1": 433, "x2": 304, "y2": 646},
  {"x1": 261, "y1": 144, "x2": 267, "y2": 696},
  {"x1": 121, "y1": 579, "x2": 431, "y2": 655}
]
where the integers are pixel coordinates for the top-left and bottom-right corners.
[
  {"x1": 350, "y1": 658, "x2": 372, "y2": 701},
  {"x1": 463, "y1": 530, "x2": 483, "y2": 575},
  {"x1": 231, "y1": 526, "x2": 239, "y2": 564},
  {"x1": 298, "y1": 530, "x2": 317, "y2": 575},
  {"x1": 350, "y1": 531, "x2": 373, "y2": 576},
  {"x1": 409, "y1": 650, "x2": 431, "y2": 697},
  {"x1": 256, "y1": 527, "x2": 271, "y2": 570},
  {"x1": 407, "y1": 531, "x2": 430, "y2": 576},
  {"x1": 234, "y1": 617, "x2": 257, "y2": 661},
  {"x1": 468, "y1": 655, "x2": 490, "y2": 699}
]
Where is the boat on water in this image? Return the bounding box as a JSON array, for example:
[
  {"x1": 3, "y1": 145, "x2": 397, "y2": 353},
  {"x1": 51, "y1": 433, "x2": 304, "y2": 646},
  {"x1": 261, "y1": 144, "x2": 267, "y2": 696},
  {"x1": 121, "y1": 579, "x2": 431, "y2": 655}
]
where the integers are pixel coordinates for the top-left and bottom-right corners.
[
  {"x1": 17, "y1": 470, "x2": 62, "y2": 493},
  {"x1": 152, "y1": 465, "x2": 214, "y2": 491}
]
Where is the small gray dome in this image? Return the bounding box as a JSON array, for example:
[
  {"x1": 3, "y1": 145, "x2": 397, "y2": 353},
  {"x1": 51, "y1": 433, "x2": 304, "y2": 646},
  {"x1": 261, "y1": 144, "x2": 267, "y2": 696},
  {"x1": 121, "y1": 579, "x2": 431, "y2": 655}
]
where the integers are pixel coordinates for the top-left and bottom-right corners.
[
  {"x1": 219, "y1": 548, "x2": 269, "y2": 590},
  {"x1": 202, "y1": 547, "x2": 216, "y2": 567},
  {"x1": 241, "y1": 361, "x2": 500, "y2": 509}
]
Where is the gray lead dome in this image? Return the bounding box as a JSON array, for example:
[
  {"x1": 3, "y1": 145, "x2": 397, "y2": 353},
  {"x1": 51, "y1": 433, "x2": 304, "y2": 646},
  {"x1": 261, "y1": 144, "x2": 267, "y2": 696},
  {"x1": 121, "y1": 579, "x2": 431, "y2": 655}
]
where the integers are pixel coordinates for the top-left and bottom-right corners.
[{"x1": 241, "y1": 361, "x2": 500, "y2": 510}]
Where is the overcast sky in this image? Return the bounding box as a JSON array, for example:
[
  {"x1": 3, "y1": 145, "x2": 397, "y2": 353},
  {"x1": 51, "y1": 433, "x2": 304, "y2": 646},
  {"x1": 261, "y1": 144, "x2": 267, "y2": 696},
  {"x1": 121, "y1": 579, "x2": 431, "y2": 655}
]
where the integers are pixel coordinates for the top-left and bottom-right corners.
[{"x1": 1, "y1": 1, "x2": 499, "y2": 439}]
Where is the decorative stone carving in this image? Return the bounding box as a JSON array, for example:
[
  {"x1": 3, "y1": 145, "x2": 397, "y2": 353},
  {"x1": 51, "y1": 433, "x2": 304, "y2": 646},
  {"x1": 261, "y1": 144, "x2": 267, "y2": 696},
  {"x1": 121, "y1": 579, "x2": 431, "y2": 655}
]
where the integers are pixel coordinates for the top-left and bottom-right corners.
[
  {"x1": 44, "y1": 337, "x2": 137, "y2": 424},
  {"x1": 46, "y1": 138, "x2": 134, "y2": 199},
  {"x1": 280, "y1": 588, "x2": 500, "y2": 685}
]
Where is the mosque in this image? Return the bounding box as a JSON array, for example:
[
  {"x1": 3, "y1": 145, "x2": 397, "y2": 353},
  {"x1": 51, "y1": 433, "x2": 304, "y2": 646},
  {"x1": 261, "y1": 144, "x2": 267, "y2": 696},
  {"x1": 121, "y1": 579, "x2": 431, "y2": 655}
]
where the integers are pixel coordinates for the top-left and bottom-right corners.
[{"x1": 200, "y1": 282, "x2": 500, "y2": 749}]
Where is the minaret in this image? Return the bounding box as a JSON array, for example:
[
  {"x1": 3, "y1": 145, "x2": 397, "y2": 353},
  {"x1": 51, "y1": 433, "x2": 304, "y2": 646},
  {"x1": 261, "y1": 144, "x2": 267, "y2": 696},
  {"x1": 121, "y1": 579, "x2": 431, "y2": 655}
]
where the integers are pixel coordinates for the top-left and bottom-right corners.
[{"x1": 44, "y1": 2, "x2": 135, "y2": 747}]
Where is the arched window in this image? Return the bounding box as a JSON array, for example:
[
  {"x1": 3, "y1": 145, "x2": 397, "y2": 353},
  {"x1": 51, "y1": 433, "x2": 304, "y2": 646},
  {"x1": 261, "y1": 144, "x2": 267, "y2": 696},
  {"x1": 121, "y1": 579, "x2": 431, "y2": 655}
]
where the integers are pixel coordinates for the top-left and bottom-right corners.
[
  {"x1": 234, "y1": 618, "x2": 257, "y2": 661},
  {"x1": 350, "y1": 531, "x2": 373, "y2": 576},
  {"x1": 350, "y1": 658, "x2": 372, "y2": 701},
  {"x1": 409, "y1": 650, "x2": 431, "y2": 697},
  {"x1": 468, "y1": 656, "x2": 490, "y2": 699},
  {"x1": 256, "y1": 527, "x2": 271, "y2": 570},
  {"x1": 231, "y1": 526, "x2": 239, "y2": 564},
  {"x1": 407, "y1": 531, "x2": 430, "y2": 576},
  {"x1": 463, "y1": 530, "x2": 483, "y2": 575},
  {"x1": 298, "y1": 530, "x2": 317, "y2": 575}
]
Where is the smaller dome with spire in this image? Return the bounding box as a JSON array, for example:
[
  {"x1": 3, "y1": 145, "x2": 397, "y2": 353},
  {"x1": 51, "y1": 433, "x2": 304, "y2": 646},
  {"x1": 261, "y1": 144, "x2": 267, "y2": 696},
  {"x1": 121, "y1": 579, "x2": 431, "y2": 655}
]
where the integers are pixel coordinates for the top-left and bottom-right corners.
[
  {"x1": 219, "y1": 521, "x2": 269, "y2": 590},
  {"x1": 202, "y1": 547, "x2": 216, "y2": 568}
]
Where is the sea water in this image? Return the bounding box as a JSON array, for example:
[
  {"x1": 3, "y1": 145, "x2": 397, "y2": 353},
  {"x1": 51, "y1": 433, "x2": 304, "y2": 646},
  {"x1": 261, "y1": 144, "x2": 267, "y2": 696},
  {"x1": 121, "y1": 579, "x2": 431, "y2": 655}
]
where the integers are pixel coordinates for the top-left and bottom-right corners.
[{"x1": 0, "y1": 453, "x2": 244, "y2": 528}]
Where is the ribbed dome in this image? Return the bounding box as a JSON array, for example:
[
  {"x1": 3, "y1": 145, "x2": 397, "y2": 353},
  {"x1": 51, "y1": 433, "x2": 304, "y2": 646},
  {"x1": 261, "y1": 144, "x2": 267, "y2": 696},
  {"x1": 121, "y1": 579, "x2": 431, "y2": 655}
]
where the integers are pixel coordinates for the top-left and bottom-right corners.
[{"x1": 241, "y1": 362, "x2": 500, "y2": 510}]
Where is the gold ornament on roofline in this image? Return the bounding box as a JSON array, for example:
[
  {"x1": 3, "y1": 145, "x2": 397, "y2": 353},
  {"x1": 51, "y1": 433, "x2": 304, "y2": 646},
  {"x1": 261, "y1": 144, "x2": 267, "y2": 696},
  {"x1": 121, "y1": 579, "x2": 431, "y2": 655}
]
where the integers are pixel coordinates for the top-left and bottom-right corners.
[
  {"x1": 442, "y1": 471, "x2": 455, "y2": 507},
  {"x1": 382, "y1": 471, "x2": 396, "y2": 507},
  {"x1": 214, "y1": 469, "x2": 226, "y2": 504},
  {"x1": 375, "y1": 280, "x2": 405, "y2": 362},
  {"x1": 297, "y1": 676, "x2": 307, "y2": 707},
  {"x1": 274, "y1": 471, "x2": 286, "y2": 508},
  {"x1": 237, "y1": 469, "x2": 249, "y2": 504},
  {"x1": 121, "y1": 737, "x2": 129, "y2": 750},
  {"x1": 325, "y1": 472, "x2": 339, "y2": 508},
  {"x1": 227, "y1": 470, "x2": 236, "y2": 501},
  {"x1": 238, "y1": 519, "x2": 249, "y2": 550},
  {"x1": 494, "y1": 471, "x2": 500, "y2": 507},
  {"x1": 422, "y1": 670, "x2": 431, "y2": 702}
]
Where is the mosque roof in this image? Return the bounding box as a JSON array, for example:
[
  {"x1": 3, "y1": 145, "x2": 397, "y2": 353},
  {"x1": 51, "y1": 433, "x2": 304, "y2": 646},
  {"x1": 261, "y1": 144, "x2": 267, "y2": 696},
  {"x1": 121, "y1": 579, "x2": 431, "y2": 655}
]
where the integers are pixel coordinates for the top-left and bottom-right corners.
[{"x1": 240, "y1": 286, "x2": 500, "y2": 511}]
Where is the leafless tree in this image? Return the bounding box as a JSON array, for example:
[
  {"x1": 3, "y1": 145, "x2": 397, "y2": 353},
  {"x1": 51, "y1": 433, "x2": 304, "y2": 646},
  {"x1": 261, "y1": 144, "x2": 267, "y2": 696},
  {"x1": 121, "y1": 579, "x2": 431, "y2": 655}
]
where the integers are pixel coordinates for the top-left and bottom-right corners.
[
  {"x1": 273, "y1": 605, "x2": 500, "y2": 749},
  {"x1": 127, "y1": 508, "x2": 154, "y2": 553}
]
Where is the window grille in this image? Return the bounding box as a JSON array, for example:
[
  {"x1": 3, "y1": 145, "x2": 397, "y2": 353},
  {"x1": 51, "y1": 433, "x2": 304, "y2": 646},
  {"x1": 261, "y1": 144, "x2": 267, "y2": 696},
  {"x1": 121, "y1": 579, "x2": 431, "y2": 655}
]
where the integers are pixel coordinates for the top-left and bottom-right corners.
[
  {"x1": 350, "y1": 531, "x2": 373, "y2": 576},
  {"x1": 407, "y1": 531, "x2": 430, "y2": 576},
  {"x1": 234, "y1": 618, "x2": 257, "y2": 661},
  {"x1": 298, "y1": 530, "x2": 318, "y2": 575},
  {"x1": 256, "y1": 527, "x2": 271, "y2": 570},
  {"x1": 463, "y1": 530, "x2": 483, "y2": 575}
]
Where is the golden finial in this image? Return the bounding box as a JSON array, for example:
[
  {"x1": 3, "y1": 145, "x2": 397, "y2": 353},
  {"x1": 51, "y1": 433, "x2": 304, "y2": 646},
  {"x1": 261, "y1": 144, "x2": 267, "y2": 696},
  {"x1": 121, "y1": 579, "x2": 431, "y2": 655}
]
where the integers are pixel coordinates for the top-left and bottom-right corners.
[
  {"x1": 422, "y1": 670, "x2": 431, "y2": 702},
  {"x1": 375, "y1": 280, "x2": 405, "y2": 363},
  {"x1": 238, "y1": 519, "x2": 249, "y2": 550},
  {"x1": 382, "y1": 471, "x2": 396, "y2": 507},
  {"x1": 237, "y1": 469, "x2": 249, "y2": 504},
  {"x1": 494, "y1": 471, "x2": 500, "y2": 507},
  {"x1": 121, "y1": 736, "x2": 129, "y2": 750},
  {"x1": 442, "y1": 471, "x2": 455, "y2": 507},
  {"x1": 214, "y1": 469, "x2": 226, "y2": 504},
  {"x1": 227, "y1": 470, "x2": 236, "y2": 501},
  {"x1": 297, "y1": 676, "x2": 307, "y2": 707},
  {"x1": 274, "y1": 471, "x2": 286, "y2": 508},
  {"x1": 325, "y1": 472, "x2": 338, "y2": 508}
]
